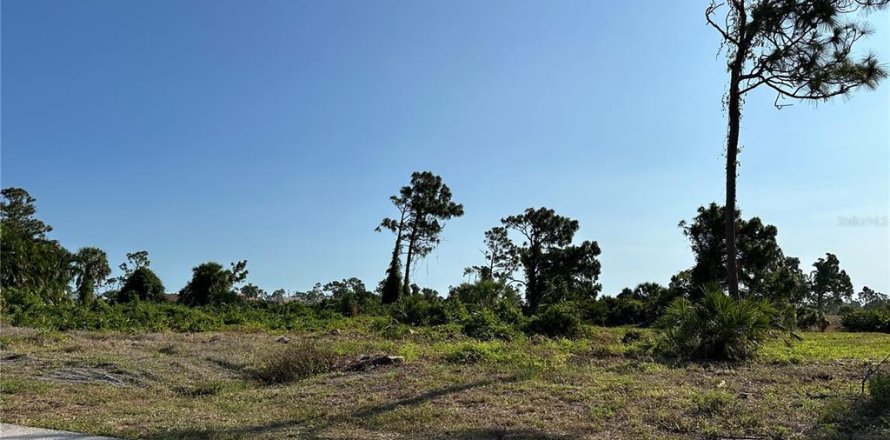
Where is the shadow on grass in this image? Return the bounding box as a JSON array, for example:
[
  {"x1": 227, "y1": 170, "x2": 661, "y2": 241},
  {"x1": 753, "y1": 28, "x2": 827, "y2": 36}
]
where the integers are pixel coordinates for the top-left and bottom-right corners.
[
  {"x1": 809, "y1": 396, "x2": 889, "y2": 440},
  {"x1": 143, "y1": 426, "x2": 580, "y2": 440},
  {"x1": 143, "y1": 427, "x2": 580, "y2": 440},
  {"x1": 143, "y1": 375, "x2": 547, "y2": 440},
  {"x1": 205, "y1": 356, "x2": 247, "y2": 373}
]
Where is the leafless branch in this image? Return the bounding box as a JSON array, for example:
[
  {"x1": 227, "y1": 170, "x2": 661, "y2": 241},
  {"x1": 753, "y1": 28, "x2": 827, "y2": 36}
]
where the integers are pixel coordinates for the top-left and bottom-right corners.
[
  {"x1": 861, "y1": 351, "x2": 890, "y2": 396},
  {"x1": 707, "y1": 2, "x2": 739, "y2": 45}
]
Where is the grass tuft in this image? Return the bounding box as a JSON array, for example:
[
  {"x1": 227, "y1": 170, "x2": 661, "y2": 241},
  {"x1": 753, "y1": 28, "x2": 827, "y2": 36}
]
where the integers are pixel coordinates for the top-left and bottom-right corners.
[{"x1": 250, "y1": 342, "x2": 341, "y2": 384}]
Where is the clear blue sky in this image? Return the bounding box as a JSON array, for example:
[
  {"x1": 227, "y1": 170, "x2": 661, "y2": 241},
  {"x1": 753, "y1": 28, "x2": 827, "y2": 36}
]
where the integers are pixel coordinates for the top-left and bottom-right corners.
[{"x1": 2, "y1": 0, "x2": 888, "y2": 296}]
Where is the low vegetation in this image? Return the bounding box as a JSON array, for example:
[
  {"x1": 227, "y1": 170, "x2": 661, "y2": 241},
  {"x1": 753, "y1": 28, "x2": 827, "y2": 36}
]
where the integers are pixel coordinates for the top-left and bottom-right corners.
[
  {"x1": 655, "y1": 287, "x2": 779, "y2": 361},
  {"x1": 250, "y1": 342, "x2": 341, "y2": 384},
  {"x1": 1, "y1": 325, "x2": 888, "y2": 439}
]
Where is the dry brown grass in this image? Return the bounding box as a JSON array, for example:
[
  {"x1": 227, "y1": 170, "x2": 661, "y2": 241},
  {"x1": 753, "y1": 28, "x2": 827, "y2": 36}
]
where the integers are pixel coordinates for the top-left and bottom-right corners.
[{"x1": 0, "y1": 326, "x2": 888, "y2": 439}]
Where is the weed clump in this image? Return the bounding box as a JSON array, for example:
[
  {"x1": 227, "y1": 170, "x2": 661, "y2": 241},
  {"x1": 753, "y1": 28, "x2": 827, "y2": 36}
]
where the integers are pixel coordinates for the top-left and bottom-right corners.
[
  {"x1": 462, "y1": 310, "x2": 517, "y2": 341},
  {"x1": 445, "y1": 344, "x2": 497, "y2": 364},
  {"x1": 526, "y1": 303, "x2": 582, "y2": 339},
  {"x1": 693, "y1": 390, "x2": 735, "y2": 416},
  {"x1": 868, "y1": 371, "x2": 890, "y2": 407},
  {"x1": 252, "y1": 342, "x2": 340, "y2": 384},
  {"x1": 175, "y1": 380, "x2": 226, "y2": 397}
]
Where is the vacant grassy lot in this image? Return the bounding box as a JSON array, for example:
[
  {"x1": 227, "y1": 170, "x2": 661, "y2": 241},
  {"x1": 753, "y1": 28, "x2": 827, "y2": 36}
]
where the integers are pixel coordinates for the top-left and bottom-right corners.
[{"x1": 1, "y1": 321, "x2": 888, "y2": 440}]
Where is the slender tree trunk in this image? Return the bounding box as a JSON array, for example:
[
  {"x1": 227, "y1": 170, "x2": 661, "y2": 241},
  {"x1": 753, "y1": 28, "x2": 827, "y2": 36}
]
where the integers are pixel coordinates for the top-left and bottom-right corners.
[
  {"x1": 526, "y1": 243, "x2": 540, "y2": 311},
  {"x1": 527, "y1": 267, "x2": 538, "y2": 311},
  {"x1": 403, "y1": 227, "x2": 418, "y2": 297},
  {"x1": 725, "y1": 84, "x2": 741, "y2": 298},
  {"x1": 382, "y1": 216, "x2": 405, "y2": 305},
  {"x1": 725, "y1": 10, "x2": 748, "y2": 299}
]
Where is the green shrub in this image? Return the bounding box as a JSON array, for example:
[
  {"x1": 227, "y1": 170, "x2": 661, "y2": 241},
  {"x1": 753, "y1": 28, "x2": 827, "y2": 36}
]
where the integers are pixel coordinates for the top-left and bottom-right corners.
[
  {"x1": 576, "y1": 299, "x2": 608, "y2": 325},
  {"x1": 445, "y1": 344, "x2": 497, "y2": 364},
  {"x1": 251, "y1": 343, "x2": 340, "y2": 384},
  {"x1": 116, "y1": 267, "x2": 165, "y2": 303},
  {"x1": 655, "y1": 287, "x2": 777, "y2": 361},
  {"x1": 526, "y1": 302, "x2": 582, "y2": 338},
  {"x1": 797, "y1": 307, "x2": 830, "y2": 331},
  {"x1": 0, "y1": 294, "x2": 332, "y2": 333},
  {"x1": 693, "y1": 390, "x2": 735, "y2": 416},
  {"x1": 842, "y1": 309, "x2": 890, "y2": 333},
  {"x1": 373, "y1": 318, "x2": 413, "y2": 339},
  {"x1": 491, "y1": 297, "x2": 526, "y2": 327},
  {"x1": 390, "y1": 295, "x2": 443, "y2": 326},
  {"x1": 601, "y1": 297, "x2": 648, "y2": 326},
  {"x1": 868, "y1": 371, "x2": 890, "y2": 407},
  {"x1": 388, "y1": 295, "x2": 470, "y2": 327},
  {"x1": 448, "y1": 279, "x2": 520, "y2": 311},
  {"x1": 462, "y1": 309, "x2": 517, "y2": 341}
]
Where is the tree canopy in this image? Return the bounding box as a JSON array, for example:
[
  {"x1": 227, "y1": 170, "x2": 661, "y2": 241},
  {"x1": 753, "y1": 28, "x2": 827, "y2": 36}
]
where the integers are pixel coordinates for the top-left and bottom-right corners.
[
  {"x1": 73, "y1": 247, "x2": 112, "y2": 303},
  {"x1": 679, "y1": 203, "x2": 807, "y2": 302},
  {"x1": 1, "y1": 187, "x2": 73, "y2": 303},
  {"x1": 501, "y1": 207, "x2": 602, "y2": 311},
  {"x1": 178, "y1": 261, "x2": 248, "y2": 306},
  {"x1": 705, "y1": 0, "x2": 887, "y2": 298},
  {"x1": 377, "y1": 171, "x2": 464, "y2": 303}
]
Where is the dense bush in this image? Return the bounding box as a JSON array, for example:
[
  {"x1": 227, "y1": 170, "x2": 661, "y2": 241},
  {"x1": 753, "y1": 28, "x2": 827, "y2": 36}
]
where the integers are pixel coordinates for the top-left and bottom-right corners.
[
  {"x1": 462, "y1": 309, "x2": 518, "y2": 341},
  {"x1": 1, "y1": 290, "x2": 328, "y2": 332},
  {"x1": 796, "y1": 306, "x2": 829, "y2": 331},
  {"x1": 601, "y1": 297, "x2": 648, "y2": 326},
  {"x1": 178, "y1": 262, "x2": 242, "y2": 306},
  {"x1": 868, "y1": 371, "x2": 890, "y2": 407},
  {"x1": 842, "y1": 308, "x2": 890, "y2": 333},
  {"x1": 251, "y1": 343, "x2": 341, "y2": 384},
  {"x1": 526, "y1": 302, "x2": 582, "y2": 338},
  {"x1": 116, "y1": 267, "x2": 165, "y2": 303},
  {"x1": 445, "y1": 343, "x2": 498, "y2": 364},
  {"x1": 389, "y1": 295, "x2": 457, "y2": 326},
  {"x1": 655, "y1": 288, "x2": 778, "y2": 361},
  {"x1": 575, "y1": 299, "x2": 608, "y2": 325},
  {"x1": 448, "y1": 280, "x2": 520, "y2": 310}
]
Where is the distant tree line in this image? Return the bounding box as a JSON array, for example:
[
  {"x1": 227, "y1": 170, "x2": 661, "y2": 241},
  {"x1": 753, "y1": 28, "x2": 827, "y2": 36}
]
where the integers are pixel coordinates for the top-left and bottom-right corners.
[{"x1": 2, "y1": 180, "x2": 886, "y2": 337}]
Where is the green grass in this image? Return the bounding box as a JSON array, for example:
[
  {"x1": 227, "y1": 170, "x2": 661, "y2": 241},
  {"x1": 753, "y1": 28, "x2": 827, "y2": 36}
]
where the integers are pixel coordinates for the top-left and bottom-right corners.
[
  {"x1": 0, "y1": 326, "x2": 887, "y2": 439},
  {"x1": 761, "y1": 331, "x2": 890, "y2": 363}
]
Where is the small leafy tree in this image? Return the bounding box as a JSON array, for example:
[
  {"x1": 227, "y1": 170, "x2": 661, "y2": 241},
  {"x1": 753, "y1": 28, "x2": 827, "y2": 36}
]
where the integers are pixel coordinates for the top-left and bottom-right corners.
[
  {"x1": 680, "y1": 203, "x2": 806, "y2": 302},
  {"x1": 239, "y1": 283, "x2": 266, "y2": 300},
  {"x1": 449, "y1": 279, "x2": 521, "y2": 310},
  {"x1": 616, "y1": 282, "x2": 681, "y2": 324},
  {"x1": 117, "y1": 267, "x2": 166, "y2": 302},
  {"x1": 1, "y1": 187, "x2": 72, "y2": 303},
  {"x1": 705, "y1": 0, "x2": 888, "y2": 298},
  {"x1": 808, "y1": 253, "x2": 854, "y2": 322},
  {"x1": 269, "y1": 288, "x2": 287, "y2": 303},
  {"x1": 859, "y1": 286, "x2": 888, "y2": 309},
  {"x1": 501, "y1": 207, "x2": 602, "y2": 312},
  {"x1": 377, "y1": 171, "x2": 464, "y2": 302},
  {"x1": 0, "y1": 187, "x2": 52, "y2": 238},
  {"x1": 72, "y1": 247, "x2": 112, "y2": 303},
  {"x1": 179, "y1": 260, "x2": 248, "y2": 306},
  {"x1": 464, "y1": 227, "x2": 520, "y2": 284},
  {"x1": 321, "y1": 277, "x2": 379, "y2": 316}
]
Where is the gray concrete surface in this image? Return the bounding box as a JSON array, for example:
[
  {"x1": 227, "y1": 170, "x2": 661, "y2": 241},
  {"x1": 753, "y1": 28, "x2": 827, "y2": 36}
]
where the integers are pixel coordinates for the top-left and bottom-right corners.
[{"x1": 0, "y1": 424, "x2": 120, "y2": 440}]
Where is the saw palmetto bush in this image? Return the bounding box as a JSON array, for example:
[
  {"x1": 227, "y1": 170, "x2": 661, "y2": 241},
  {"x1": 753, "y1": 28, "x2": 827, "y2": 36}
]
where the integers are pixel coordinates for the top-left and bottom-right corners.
[{"x1": 656, "y1": 285, "x2": 778, "y2": 361}]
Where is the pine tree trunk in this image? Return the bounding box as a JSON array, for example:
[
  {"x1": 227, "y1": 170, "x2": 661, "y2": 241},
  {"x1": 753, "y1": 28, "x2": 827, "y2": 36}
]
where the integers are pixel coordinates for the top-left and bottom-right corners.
[
  {"x1": 725, "y1": 10, "x2": 748, "y2": 299},
  {"x1": 382, "y1": 216, "x2": 405, "y2": 304},
  {"x1": 403, "y1": 228, "x2": 417, "y2": 297},
  {"x1": 725, "y1": 80, "x2": 741, "y2": 299}
]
